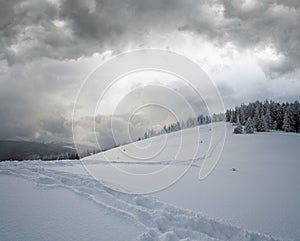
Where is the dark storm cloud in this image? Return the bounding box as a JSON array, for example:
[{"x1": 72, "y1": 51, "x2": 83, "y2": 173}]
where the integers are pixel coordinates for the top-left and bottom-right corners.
[
  {"x1": 0, "y1": 0, "x2": 59, "y2": 63},
  {"x1": 0, "y1": 87, "x2": 72, "y2": 142},
  {"x1": 1, "y1": 0, "x2": 299, "y2": 75},
  {"x1": 0, "y1": 0, "x2": 299, "y2": 143},
  {"x1": 0, "y1": 57, "x2": 82, "y2": 142},
  {"x1": 177, "y1": 0, "x2": 300, "y2": 75},
  {"x1": 222, "y1": 0, "x2": 300, "y2": 76}
]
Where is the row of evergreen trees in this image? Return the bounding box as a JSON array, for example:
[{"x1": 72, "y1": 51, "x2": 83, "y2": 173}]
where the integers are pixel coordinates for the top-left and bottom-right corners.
[
  {"x1": 25, "y1": 151, "x2": 80, "y2": 161},
  {"x1": 144, "y1": 113, "x2": 225, "y2": 139},
  {"x1": 226, "y1": 100, "x2": 300, "y2": 133}
]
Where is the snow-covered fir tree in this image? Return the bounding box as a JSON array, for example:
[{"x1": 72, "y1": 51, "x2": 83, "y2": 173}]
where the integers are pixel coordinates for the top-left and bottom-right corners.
[
  {"x1": 273, "y1": 120, "x2": 277, "y2": 130},
  {"x1": 283, "y1": 110, "x2": 292, "y2": 132},
  {"x1": 240, "y1": 106, "x2": 246, "y2": 125},
  {"x1": 253, "y1": 106, "x2": 261, "y2": 131},
  {"x1": 261, "y1": 114, "x2": 268, "y2": 132},
  {"x1": 244, "y1": 117, "x2": 254, "y2": 134},
  {"x1": 233, "y1": 116, "x2": 243, "y2": 134},
  {"x1": 230, "y1": 111, "x2": 234, "y2": 123},
  {"x1": 265, "y1": 108, "x2": 273, "y2": 130}
]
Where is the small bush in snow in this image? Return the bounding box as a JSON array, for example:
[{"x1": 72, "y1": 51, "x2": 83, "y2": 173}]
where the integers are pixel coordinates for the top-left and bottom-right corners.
[{"x1": 233, "y1": 125, "x2": 243, "y2": 134}]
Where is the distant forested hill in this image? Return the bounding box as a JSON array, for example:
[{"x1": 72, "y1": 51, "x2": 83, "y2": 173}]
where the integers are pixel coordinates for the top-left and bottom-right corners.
[{"x1": 0, "y1": 140, "x2": 79, "y2": 161}]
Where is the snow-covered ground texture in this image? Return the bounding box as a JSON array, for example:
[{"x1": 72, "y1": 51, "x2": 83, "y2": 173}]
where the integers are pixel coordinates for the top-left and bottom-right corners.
[{"x1": 1, "y1": 122, "x2": 299, "y2": 241}]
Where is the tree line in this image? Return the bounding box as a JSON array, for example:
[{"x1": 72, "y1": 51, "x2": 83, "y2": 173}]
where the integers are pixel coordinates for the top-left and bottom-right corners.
[
  {"x1": 226, "y1": 100, "x2": 300, "y2": 134},
  {"x1": 143, "y1": 113, "x2": 225, "y2": 139}
]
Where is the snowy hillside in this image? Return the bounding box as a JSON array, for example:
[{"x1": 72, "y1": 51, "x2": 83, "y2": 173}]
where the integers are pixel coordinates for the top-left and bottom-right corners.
[{"x1": 1, "y1": 123, "x2": 299, "y2": 241}]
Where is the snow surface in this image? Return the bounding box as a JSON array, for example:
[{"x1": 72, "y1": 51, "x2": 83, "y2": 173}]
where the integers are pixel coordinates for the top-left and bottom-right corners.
[
  {"x1": 1, "y1": 122, "x2": 299, "y2": 241},
  {"x1": 0, "y1": 175, "x2": 142, "y2": 241}
]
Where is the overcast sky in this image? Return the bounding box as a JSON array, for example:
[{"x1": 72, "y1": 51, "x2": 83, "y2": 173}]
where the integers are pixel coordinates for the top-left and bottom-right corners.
[{"x1": 0, "y1": 0, "x2": 299, "y2": 145}]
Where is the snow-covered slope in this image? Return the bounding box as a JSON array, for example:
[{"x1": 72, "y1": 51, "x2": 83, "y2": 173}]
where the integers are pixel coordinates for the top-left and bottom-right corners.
[
  {"x1": 1, "y1": 122, "x2": 299, "y2": 241},
  {"x1": 0, "y1": 160, "x2": 284, "y2": 241},
  {"x1": 79, "y1": 122, "x2": 226, "y2": 194}
]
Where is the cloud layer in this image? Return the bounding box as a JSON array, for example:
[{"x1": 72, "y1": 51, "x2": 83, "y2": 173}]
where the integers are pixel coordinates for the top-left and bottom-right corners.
[
  {"x1": 1, "y1": 0, "x2": 300, "y2": 74},
  {"x1": 0, "y1": 0, "x2": 299, "y2": 145}
]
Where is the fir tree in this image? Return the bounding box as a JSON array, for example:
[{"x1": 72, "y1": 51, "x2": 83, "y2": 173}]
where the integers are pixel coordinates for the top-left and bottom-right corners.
[
  {"x1": 230, "y1": 111, "x2": 234, "y2": 123},
  {"x1": 233, "y1": 123, "x2": 243, "y2": 134},
  {"x1": 244, "y1": 117, "x2": 254, "y2": 134},
  {"x1": 261, "y1": 114, "x2": 268, "y2": 132},
  {"x1": 254, "y1": 106, "x2": 261, "y2": 131},
  {"x1": 265, "y1": 108, "x2": 273, "y2": 129},
  {"x1": 273, "y1": 120, "x2": 277, "y2": 130},
  {"x1": 283, "y1": 110, "x2": 292, "y2": 132},
  {"x1": 226, "y1": 110, "x2": 231, "y2": 122},
  {"x1": 233, "y1": 116, "x2": 243, "y2": 134},
  {"x1": 240, "y1": 107, "x2": 246, "y2": 125}
]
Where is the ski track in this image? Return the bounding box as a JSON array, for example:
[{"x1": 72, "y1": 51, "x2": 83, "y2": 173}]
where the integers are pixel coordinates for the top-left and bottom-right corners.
[
  {"x1": 81, "y1": 157, "x2": 205, "y2": 167},
  {"x1": 0, "y1": 160, "x2": 286, "y2": 241}
]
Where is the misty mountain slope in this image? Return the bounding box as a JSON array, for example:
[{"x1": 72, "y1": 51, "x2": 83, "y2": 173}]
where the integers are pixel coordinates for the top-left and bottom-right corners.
[
  {"x1": 1, "y1": 123, "x2": 299, "y2": 241},
  {"x1": 0, "y1": 140, "x2": 77, "y2": 161}
]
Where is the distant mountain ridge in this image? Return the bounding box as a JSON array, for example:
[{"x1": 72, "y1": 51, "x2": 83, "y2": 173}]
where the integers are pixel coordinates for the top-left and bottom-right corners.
[{"x1": 0, "y1": 140, "x2": 79, "y2": 161}]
